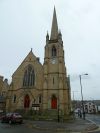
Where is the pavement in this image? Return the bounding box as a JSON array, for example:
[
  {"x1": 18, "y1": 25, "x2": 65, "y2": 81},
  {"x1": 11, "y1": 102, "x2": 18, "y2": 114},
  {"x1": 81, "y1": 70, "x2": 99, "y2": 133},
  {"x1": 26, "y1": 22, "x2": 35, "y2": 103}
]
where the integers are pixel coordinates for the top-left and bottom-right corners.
[{"x1": 24, "y1": 116, "x2": 99, "y2": 133}]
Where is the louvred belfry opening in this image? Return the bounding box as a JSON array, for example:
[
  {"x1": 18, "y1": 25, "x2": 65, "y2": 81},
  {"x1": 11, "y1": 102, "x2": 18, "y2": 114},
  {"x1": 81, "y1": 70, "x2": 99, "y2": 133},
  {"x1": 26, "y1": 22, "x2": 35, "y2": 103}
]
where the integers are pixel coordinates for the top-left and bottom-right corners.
[
  {"x1": 24, "y1": 94, "x2": 30, "y2": 108},
  {"x1": 52, "y1": 46, "x2": 57, "y2": 57},
  {"x1": 51, "y1": 95, "x2": 57, "y2": 109}
]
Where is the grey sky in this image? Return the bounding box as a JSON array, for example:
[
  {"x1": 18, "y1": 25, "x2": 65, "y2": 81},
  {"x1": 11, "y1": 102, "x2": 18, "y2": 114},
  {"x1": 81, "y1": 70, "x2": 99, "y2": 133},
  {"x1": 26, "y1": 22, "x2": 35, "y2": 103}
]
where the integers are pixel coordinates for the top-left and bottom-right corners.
[{"x1": 0, "y1": 0, "x2": 100, "y2": 100}]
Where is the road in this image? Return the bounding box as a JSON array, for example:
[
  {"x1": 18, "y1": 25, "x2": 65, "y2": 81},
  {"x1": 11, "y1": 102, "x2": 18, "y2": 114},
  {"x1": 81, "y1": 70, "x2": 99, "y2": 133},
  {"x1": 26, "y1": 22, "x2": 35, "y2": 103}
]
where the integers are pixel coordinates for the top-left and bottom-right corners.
[
  {"x1": 86, "y1": 114, "x2": 100, "y2": 125},
  {"x1": 0, "y1": 122, "x2": 32, "y2": 133},
  {"x1": 86, "y1": 114, "x2": 100, "y2": 133},
  {"x1": 0, "y1": 121, "x2": 56, "y2": 133},
  {"x1": 0, "y1": 114, "x2": 100, "y2": 133}
]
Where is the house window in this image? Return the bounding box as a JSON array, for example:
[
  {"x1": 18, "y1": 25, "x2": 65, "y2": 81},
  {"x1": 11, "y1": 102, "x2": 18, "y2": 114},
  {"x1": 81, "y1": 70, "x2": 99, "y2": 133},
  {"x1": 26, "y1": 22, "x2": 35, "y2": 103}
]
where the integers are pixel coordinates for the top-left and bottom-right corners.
[
  {"x1": 1, "y1": 91, "x2": 6, "y2": 96},
  {"x1": 23, "y1": 65, "x2": 35, "y2": 87},
  {"x1": 93, "y1": 105, "x2": 95, "y2": 108},
  {"x1": 52, "y1": 46, "x2": 57, "y2": 57}
]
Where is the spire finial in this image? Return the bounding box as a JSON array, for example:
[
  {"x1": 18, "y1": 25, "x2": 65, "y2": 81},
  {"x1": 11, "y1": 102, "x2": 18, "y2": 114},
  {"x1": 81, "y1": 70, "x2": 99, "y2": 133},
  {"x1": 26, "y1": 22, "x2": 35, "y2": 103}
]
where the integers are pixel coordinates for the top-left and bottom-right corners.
[
  {"x1": 47, "y1": 30, "x2": 49, "y2": 36},
  {"x1": 31, "y1": 48, "x2": 32, "y2": 52},
  {"x1": 46, "y1": 31, "x2": 49, "y2": 44},
  {"x1": 50, "y1": 7, "x2": 58, "y2": 40}
]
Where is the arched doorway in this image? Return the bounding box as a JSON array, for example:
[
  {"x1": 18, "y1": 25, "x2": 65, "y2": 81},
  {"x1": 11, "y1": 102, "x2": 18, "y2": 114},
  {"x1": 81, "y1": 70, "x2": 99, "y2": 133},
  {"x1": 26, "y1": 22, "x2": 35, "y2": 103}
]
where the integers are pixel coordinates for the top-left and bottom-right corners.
[
  {"x1": 24, "y1": 94, "x2": 30, "y2": 108},
  {"x1": 51, "y1": 95, "x2": 57, "y2": 109}
]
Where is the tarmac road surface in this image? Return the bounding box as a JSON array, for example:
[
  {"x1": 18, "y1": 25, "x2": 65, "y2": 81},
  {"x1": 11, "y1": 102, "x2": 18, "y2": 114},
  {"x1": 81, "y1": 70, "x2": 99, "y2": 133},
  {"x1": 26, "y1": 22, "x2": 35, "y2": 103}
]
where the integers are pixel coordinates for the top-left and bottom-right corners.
[
  {"x1": 86, "y1": 114, "x2": 100, "y2": 133},
  {"x1": 0, "y1": 122, "x2": 57, "y2": 133}
]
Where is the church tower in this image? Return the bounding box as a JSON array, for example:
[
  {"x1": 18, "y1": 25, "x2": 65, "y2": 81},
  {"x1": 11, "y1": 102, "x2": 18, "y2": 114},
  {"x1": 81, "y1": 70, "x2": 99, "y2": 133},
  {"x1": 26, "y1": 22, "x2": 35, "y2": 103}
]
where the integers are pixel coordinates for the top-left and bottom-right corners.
[{"x1": 43, "y1": 8, "x2": 71, "y2": 116}]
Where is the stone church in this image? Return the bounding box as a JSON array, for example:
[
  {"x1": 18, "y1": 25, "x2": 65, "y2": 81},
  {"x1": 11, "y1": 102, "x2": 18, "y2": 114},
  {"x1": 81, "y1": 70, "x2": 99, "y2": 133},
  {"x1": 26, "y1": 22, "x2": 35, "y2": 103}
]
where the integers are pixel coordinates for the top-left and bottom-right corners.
[{"x1": 5, "y1": 8, "x2": 71, "y2": 119}]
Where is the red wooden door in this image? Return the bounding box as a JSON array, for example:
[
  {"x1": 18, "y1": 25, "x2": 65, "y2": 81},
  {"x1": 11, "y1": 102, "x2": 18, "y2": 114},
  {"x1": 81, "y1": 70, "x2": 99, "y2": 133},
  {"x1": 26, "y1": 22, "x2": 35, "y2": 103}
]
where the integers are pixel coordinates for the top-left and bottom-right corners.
[
  {"x1": 51, "y1": 97, "x2": 57, "y2": 109},
  {"x1": 24, "y1": 95, "x2": 30, "y2": 108}
]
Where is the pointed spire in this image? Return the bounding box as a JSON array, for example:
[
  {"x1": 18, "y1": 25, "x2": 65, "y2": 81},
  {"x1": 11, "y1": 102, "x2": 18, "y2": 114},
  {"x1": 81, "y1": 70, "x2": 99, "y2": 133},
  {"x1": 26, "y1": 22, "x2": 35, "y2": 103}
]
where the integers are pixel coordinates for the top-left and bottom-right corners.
[{"x1": 50, "y1": 7, "x2": 58, "y2": 40}]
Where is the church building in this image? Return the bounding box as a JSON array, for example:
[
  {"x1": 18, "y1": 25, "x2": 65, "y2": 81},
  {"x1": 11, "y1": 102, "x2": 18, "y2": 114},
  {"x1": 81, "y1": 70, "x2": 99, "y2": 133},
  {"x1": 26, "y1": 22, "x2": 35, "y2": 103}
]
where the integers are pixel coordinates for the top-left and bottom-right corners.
[{"x1": 6, "y1": 8, "x2": 71, "y2": 119}]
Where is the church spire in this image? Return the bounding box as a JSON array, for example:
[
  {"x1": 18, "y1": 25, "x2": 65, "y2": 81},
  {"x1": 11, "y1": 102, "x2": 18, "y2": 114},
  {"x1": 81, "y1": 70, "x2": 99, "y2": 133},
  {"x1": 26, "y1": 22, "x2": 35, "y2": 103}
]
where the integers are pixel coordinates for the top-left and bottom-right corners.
[{"x1": 50, "y1": 7, "x2": 58, "y2": 40}]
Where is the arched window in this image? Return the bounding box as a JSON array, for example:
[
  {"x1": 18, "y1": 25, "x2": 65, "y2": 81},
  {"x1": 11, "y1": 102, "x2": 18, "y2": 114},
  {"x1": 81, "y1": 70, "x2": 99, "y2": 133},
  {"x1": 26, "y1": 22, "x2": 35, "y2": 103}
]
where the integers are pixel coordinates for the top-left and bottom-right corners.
[
  {"x1": 38, "y1": 94, "x2": 42, "y2": 103},
  {"x1": 23, "y1": 65, "x2": 35, "y2": 87},
  {"x1": 13, "y1": 94, "x2": 16, "y2": 103},
  {"x1": 52, "y1": 46, "x2": 57, "y2": 57}
]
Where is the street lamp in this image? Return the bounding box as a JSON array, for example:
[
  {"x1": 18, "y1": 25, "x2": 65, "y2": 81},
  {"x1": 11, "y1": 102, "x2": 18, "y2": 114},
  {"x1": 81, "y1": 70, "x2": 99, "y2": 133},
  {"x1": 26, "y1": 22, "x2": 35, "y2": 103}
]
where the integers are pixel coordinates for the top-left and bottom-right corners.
[{"x1": 79, "y1": 73, "x2": 88, "y2": 120}]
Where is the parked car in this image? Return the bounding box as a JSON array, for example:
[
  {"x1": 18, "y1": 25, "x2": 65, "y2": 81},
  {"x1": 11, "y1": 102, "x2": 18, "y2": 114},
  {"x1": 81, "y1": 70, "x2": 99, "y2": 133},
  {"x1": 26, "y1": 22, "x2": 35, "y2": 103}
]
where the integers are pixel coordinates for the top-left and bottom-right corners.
[
  {"x1": 1, "y1": 112, "x2": 23, "y2": 124},
  {"x1": 0, "y1": 112, "x2": 5, "y2": 120}
]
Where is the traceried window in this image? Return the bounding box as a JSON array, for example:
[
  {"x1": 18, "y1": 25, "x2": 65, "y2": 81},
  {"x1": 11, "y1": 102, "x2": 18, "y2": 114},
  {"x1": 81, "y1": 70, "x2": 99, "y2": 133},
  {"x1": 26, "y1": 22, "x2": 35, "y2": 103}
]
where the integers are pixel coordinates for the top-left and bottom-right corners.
[
  {"x1": 52, "y1": 46, "x2": 57, "y2": 57},
  {"x1": 23, "y1": 65, "x2": 35, "y2": 87}
]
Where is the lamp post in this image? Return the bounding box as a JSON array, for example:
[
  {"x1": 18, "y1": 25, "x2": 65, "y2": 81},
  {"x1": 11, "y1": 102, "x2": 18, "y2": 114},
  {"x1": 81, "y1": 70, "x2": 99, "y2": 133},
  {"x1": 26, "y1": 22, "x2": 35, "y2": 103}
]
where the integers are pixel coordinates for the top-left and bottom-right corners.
[{"x1": 79, "y1": 73, "x2": 88, "y2": 120}]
